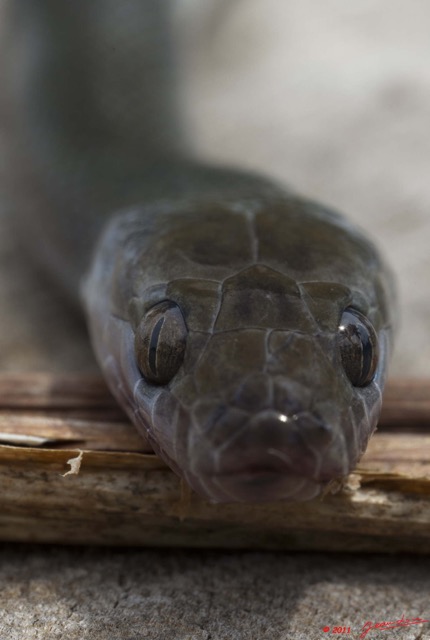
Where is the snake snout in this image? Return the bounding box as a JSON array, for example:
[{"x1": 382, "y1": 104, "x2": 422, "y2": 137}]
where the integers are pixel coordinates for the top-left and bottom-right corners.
[
  {"x1": 217, "y1": 410, "x2": 333, "y2": 478},
  {"x1": 191, "y1": 399, "x2": 339, "y2": 474},
  {"x1": 186, "y1": 374, "x2": 349, "y2": 501},
  {"x1": 187, "y1": 405, "x2": 337, "y2": 502}
]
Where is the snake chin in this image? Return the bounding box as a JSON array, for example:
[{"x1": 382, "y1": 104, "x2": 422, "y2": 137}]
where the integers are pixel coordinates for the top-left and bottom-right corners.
[{"x1": 187, "y1": 470, "x2": 326, "y2": 503}]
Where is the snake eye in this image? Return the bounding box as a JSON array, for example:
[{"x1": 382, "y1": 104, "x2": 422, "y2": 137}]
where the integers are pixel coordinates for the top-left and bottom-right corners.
[
  {"x1": 134, "y1": 301, "x2": 187, "y2": 385},
  {"x1": 338, "y1": 308, "x2": 379, "y2": 387}
]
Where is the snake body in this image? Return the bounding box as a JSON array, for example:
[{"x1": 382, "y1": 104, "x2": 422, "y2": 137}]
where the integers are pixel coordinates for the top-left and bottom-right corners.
[{"x1": 1, "y1": 1, "x2": 395, "y2": 502}]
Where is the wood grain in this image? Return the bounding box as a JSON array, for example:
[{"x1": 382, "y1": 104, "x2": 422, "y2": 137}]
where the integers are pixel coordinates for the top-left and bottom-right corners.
[{"x1": 0, "y1": 373, "x2": 429, "y2": 551}]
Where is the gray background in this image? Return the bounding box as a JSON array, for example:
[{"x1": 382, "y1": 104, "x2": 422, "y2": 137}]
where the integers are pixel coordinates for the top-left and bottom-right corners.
[{"x1": 1, "y1": 1, "x2": 430, "y2": 638}]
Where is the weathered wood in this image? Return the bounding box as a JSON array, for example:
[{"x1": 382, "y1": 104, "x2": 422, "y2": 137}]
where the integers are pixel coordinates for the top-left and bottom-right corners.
[{"x1": 0, "y1": 373, "x2": 429, "y2": 551}]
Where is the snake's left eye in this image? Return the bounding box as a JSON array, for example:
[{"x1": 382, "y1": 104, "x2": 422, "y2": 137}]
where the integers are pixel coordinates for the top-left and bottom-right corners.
[
  {"x1": 134, "y1": 301, "x2": 187, "y2": 385},
  {"x1": 338, "y1": 308, "x2": 379, "y2": 387}
]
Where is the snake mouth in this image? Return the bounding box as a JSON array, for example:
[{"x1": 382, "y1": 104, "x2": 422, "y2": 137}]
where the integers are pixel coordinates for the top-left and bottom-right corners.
[{"x1": 199, "y1": 451, "x2": 344, "y2": 502}]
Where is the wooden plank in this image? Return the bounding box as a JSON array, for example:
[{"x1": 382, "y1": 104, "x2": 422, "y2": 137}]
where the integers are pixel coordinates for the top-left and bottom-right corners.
[
  {"x1": 379, "y1": 379, "x2": 430, "y2": 427},
  {"x1": 0, "y1": 373, "x2": 429, "y2": 551}
]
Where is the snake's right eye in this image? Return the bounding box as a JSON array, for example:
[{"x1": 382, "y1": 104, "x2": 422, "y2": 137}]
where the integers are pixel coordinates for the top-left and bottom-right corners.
[
  {"x1": 338, "y1": 308, "x2": 379, "y2": 387},
  {"x1": 134, "y1": 301, "x2": 187, "y2": 385}
]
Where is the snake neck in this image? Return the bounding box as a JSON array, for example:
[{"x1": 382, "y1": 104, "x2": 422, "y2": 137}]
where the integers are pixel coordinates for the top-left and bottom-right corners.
[{"x1": 0, "y1": 0, "x2": 289, "y2": 299}]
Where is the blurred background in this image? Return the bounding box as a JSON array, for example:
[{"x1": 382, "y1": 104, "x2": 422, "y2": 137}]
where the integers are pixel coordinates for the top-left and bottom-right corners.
[{"x1": 1, "y1": 0, "x2": 430, "y2": 376}]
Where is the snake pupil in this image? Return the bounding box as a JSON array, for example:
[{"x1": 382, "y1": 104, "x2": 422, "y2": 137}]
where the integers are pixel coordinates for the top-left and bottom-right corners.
[{"x1": 149, "y1": 316, "x2": 164, "y2": 376}]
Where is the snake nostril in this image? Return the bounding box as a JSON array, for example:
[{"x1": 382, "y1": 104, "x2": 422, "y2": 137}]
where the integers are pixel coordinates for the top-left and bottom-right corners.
[{"x1": 292, "y1": 413, "x2": 333, "y2": 448}]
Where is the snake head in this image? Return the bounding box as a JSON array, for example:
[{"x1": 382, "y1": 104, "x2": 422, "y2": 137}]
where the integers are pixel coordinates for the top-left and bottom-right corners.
[{"x1": 83, "y1": 196, "x2": 395, "y2": 503}]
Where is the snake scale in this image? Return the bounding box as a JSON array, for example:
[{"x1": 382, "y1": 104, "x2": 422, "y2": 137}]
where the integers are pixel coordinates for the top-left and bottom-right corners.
[{"x1": 0, "y1": 1, "x2": 396, "y2": 502}]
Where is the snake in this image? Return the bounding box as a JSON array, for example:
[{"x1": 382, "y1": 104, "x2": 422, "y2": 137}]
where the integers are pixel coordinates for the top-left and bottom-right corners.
[{"x1": 0, "y1": 1, "x2": 396, "y2": 502}]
